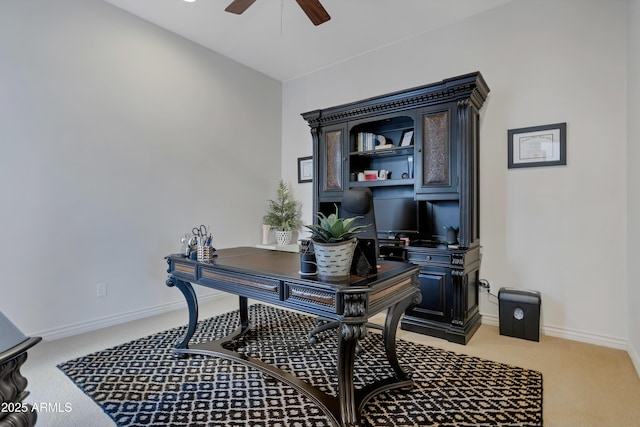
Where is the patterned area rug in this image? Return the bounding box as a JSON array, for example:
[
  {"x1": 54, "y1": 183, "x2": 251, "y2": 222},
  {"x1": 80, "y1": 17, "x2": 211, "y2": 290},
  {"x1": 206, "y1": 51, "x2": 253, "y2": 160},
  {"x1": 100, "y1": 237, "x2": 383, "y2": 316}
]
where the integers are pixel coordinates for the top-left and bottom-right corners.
[{"x1": 58, "y1": 304, "x2": 543, "y2": 426}]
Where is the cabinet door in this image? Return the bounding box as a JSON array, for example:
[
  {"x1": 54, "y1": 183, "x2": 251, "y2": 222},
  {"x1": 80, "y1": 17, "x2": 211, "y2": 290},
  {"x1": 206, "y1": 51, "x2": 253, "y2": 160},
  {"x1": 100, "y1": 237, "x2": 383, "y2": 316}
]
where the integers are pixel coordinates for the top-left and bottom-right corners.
[
  {"x1": 406, "y1": 266, "x2": 452, "y2": 324},
  {"x1": 415, "y1": 103, "x2": 458, "y2": 195},
  {"x1": 319, "y1": 124, "x2": 347, "y2": 198}
]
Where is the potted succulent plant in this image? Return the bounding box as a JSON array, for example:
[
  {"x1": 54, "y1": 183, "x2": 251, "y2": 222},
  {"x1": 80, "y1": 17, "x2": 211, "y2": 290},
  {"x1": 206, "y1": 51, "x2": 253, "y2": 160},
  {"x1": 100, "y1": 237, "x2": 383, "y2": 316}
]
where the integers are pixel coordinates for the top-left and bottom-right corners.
[
  {"x1": 304, "y1": 205, "x2": 369, "y2": 278},
  {"x1": 263, "y1": 180, "x2": 303, "y2": 246}
]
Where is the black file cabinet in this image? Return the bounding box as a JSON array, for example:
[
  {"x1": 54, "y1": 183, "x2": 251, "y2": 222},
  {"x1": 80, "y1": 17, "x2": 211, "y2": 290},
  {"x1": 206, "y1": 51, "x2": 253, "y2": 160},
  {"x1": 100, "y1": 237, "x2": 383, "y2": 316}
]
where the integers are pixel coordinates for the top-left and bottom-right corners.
[{"x1": 402, "y1": 245, "x2": 481, "y2": 345}]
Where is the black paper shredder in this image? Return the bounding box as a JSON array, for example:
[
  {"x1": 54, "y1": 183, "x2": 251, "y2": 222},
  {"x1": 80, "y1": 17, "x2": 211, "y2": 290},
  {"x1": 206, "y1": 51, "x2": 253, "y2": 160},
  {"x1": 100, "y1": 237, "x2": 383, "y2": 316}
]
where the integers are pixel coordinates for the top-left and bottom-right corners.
[{"x1": 498, "y1": 287, "x2": 541, "y2": 342}]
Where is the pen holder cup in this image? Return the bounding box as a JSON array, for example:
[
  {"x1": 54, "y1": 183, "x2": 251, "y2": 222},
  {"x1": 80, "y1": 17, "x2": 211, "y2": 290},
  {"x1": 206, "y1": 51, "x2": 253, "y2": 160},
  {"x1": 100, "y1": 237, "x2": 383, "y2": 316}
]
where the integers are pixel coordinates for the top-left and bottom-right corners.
[{"x1": 197, "y1": 246, "x2": 214, "y2": 261}]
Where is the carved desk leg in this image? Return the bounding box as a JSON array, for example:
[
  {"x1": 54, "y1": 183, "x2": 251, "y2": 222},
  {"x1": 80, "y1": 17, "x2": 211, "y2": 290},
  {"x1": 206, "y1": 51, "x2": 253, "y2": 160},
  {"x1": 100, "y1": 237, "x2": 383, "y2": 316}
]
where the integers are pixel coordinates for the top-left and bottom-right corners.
[
  {"x1": 337, "y1": 293, "x2": 368, "y2": 427},
  {"x1": 166, "y1": 277, "x2": 198, "y2": 355},
  {"x1": 239, "y1": 296, "x2": 249, "y2": 330},
  {"x1": 383, "y1": 290, "x2": 422, "y2": 381}
]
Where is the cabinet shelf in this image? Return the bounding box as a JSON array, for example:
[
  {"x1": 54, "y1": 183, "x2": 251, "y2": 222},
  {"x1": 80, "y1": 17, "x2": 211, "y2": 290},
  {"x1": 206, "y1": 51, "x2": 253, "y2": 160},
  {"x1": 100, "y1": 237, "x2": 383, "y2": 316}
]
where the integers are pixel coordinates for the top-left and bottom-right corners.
[
  {"x1": 350, "y1": 146, "x2": 414, "y2": 158},
  {"x1": 349, "y1": 179, "x2": 414, "y2": 188}
]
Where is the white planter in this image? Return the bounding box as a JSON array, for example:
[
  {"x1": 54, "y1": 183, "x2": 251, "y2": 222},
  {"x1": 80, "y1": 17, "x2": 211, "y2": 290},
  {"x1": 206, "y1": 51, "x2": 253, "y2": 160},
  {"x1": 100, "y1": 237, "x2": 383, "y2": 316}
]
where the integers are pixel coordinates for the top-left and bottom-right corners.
[
  {"x1": 262, "y1": 224, "x2": 271, "y2": 245},
  {"x1": 275, "y1": 230, "x2": 292, "y2": 246},
  {"x1": 312, "y1": 238, "x2": 357, "y2": 279}
]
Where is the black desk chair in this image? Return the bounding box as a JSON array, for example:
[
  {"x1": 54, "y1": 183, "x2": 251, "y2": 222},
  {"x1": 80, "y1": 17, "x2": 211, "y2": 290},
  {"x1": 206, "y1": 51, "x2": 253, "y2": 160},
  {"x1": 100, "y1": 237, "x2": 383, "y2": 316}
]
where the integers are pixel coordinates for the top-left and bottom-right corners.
[{"x1": 308, "y1": 187, "x2": 383, "y2": 349}]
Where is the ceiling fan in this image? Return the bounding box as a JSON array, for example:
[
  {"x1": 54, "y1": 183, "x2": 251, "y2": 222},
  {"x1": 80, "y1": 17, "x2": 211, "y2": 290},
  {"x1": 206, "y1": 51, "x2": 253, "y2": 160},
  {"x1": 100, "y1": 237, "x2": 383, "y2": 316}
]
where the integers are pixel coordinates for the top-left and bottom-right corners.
[{"x1": 225, "y1": 0, "x2": 331, "y2": 26}]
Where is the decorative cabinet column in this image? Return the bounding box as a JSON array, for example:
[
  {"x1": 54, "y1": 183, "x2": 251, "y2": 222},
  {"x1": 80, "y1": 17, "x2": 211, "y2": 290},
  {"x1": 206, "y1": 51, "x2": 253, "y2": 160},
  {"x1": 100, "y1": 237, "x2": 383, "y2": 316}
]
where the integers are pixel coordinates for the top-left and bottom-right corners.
[
  {"x1": 457, "y1": 98, "x2": 481, "y2": 248},
  {"x1": 302, "y1": 72, "x2": 489, "y2": 344}
]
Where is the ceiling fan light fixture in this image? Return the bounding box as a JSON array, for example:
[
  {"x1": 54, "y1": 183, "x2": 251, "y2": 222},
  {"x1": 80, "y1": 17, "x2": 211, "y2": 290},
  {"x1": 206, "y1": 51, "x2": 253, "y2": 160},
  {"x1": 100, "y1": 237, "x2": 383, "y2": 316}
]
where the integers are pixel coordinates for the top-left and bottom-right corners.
[
  {"x1": 295, "y1": 0, "x2": 330, "y2": 26},
  {"x1": 225, "y1": 0, "x2": 257, "y2": 14},
  {"x1": 224, "y1": 0, "x2": 330, "y2": 25}
]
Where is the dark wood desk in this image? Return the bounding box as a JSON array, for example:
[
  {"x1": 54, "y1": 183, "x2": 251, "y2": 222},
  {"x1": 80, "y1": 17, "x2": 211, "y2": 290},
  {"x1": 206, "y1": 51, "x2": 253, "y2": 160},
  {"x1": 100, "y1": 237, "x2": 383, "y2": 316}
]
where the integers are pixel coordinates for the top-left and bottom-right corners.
[{"x1": 165, "y1": 247, "x2": 421, "y2": 427}]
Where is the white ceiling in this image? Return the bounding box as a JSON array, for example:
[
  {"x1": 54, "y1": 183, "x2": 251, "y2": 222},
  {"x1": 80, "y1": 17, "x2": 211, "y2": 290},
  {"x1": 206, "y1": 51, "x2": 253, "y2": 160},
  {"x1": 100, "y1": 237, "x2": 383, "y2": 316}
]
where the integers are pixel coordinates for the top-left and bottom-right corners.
[{"x1": 102, "y1": 0, "x2": 512, "y2": 82}]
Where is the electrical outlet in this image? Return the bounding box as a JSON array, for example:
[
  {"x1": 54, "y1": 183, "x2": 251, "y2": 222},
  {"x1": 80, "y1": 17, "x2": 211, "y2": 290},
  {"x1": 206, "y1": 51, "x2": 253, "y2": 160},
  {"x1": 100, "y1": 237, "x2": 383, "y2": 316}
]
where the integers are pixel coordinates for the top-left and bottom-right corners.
[{"x1": 97, "y1": 282, "x2": 107, "y2": 297}]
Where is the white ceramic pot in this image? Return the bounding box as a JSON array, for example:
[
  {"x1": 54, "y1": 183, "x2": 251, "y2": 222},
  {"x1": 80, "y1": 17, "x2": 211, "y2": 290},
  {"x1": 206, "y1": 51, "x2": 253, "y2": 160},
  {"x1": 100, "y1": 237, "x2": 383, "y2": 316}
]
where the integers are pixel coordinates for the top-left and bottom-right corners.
[
  {"x1": 275, "y1": 230, "x2": 292, "y2": 246},
  {"x1": 311, "y1": 238, "x2": 357, "y2": 279}
]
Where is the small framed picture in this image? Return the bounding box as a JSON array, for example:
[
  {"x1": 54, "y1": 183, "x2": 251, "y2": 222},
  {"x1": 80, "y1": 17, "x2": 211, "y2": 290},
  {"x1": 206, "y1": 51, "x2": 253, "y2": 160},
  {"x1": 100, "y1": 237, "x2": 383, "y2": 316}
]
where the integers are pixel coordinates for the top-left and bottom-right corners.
[
  {"x1": 508, "y1": 123, "x2": 566, "y2": 168},
  {"x1": 400, "y1": 130, "x2": 414, "y2": 146},
  {"x1": 298, "y1": 156, "x2": 313, "y2": 183}
]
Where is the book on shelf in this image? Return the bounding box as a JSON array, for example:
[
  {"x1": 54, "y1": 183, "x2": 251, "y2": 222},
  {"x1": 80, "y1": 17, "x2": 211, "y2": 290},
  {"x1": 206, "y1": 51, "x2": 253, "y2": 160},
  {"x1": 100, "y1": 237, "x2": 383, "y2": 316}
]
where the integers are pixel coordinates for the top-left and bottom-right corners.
[{"x1": 356, "y1": 132, "x2": 390, "y2": 152}]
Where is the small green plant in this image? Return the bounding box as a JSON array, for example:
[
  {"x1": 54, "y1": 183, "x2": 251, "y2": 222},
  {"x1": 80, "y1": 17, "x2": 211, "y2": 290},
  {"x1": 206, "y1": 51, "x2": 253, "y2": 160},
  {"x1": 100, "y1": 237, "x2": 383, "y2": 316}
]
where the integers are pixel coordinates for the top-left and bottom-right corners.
[
  {"x1": 305, "y1": 204, "x2": 368, "y2": 243},
  {"x1": 262, "y1": 180, "x2": 302, "y2": 231}
]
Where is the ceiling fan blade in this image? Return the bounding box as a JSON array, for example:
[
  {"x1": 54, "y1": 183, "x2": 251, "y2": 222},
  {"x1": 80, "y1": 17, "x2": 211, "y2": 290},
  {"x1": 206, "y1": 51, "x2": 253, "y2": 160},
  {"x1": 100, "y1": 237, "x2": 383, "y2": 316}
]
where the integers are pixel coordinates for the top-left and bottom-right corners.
[
  {"x1": 295, "y1": 0, "x2": 331, "y2": 25},
  {"x1": 225, "y1": 0, "x2": 257, "y2": 14}
]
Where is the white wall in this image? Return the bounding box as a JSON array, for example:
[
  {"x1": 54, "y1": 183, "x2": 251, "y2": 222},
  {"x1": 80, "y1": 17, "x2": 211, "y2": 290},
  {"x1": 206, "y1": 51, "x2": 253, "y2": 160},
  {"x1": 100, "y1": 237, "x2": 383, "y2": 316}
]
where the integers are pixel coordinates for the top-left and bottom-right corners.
[
  {"x1": 283, "y1": 0, "x2": 630, "y2": 348},
  {"x1": 0, "y1": 0, "x2": 282, "y2": 337},
  {"x1": 627, "y1": 0, "x2": 640, "y2": 371}
]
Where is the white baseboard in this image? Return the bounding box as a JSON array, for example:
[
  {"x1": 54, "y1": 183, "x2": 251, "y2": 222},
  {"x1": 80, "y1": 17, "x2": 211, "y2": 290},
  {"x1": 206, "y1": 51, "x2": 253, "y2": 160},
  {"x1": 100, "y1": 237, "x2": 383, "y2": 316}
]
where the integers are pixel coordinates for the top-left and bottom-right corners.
[
  {"x1": 481, "y1": 312, "x2": 628, "y2": 350},
  {"x1": 628, "y1": 340, "x2": 640, "y2": 379},
  {"x1": 541, "y1": 323, "x2": 628, "y2": 350},
  {"x1": 32, "y1": 301, "x2": 640, "y2": 378},
  {"x1": 35, "y1": 291, "x2": 224, "y2": 341},
  {"x1": 480, "y1": 313, "x2": 500, "y2": 327}
]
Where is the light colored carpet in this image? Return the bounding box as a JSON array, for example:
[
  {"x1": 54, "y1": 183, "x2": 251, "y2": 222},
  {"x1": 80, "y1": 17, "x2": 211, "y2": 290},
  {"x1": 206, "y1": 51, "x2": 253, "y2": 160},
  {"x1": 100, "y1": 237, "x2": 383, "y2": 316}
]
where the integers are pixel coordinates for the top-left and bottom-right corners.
[{"x1": 21, "y1": 294, "x2": 640, "y2": 426}]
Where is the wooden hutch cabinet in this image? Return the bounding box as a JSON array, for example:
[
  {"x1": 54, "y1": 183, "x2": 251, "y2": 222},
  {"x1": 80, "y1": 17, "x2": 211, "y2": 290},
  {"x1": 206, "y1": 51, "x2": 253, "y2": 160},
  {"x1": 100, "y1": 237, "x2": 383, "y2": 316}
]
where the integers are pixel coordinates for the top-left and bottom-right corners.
[{"x1": 302, "y1": 72, "x2": 489, "y2": 344}]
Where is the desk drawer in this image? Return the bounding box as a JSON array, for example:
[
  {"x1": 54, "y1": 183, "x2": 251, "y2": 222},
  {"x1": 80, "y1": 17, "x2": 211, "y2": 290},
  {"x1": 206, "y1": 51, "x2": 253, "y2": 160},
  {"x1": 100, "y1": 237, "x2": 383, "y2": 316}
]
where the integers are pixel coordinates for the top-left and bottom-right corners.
[
  {"x1": 284, "y1": 282, "x2": 336, "y2": 311},
  {"x1": 172, "y1": 262, "x2": 197, "y2": 279},
  {"x1": 408, "y1": 253, "x2": 451, "y2": 265},
  {"x1": 201, "y1": 268, "x2": 280, "y2": 295}
]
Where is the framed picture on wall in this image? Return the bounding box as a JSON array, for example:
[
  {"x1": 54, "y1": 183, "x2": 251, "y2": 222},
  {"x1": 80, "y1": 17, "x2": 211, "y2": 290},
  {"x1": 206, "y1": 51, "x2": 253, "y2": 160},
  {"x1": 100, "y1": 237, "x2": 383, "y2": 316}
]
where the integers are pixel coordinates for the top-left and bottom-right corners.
[
  {"x1": 508, "y1": 122, "x2": 566, "y2": 168},
  {"x1": 298, "y1": 156, "x2": 313, "y2": 183}
]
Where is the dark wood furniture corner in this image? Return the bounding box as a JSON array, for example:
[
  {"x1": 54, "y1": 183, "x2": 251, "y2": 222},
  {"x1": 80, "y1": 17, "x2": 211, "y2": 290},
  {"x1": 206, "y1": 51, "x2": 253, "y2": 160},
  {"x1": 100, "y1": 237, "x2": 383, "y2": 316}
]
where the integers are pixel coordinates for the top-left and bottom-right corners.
[
  {"x1": 166, "y1": 247, "x2": 420, "y2": 427},
  {"x1": 0, "y1": 325, "x2": 41, "y2": 427},
  {"x1": 302, "y1": 72, "x2": 489, "y2": 344}
]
